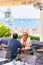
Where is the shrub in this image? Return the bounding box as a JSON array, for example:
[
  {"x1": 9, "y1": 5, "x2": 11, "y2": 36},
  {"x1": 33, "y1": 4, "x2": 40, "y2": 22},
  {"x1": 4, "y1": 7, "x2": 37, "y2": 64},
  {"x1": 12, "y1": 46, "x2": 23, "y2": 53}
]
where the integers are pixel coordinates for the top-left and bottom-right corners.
[
  {"x1": 18, "y1": 35, "x2": 40, "y2": 41},
  {"x1": 30, "y1": 35, "x2": 40, "y2": 41},
  {"x1": 18, "y1": 35, "x2": 22, "y2": 39}
]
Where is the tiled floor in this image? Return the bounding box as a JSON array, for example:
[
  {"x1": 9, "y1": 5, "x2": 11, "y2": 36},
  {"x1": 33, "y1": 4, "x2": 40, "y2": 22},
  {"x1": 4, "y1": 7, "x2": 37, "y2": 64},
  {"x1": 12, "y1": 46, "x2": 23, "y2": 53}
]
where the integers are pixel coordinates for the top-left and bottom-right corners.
[
  {"x1": 21, "y1": 54, "x2": 43, "y2": 65},
  {"x1": 21, "y1": 55, "x2": 36, "y2": 65}
]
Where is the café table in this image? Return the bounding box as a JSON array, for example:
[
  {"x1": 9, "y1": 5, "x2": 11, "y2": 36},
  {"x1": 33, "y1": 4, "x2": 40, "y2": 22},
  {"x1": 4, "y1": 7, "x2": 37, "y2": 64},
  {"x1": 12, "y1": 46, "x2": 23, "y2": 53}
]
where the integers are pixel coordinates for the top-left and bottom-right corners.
[
  {"x1": 0, "y1": 44, "x2": 11, "y2": 60},
  {"x1": 18, "y1": 47, "x2": 32, "y2": 55},
  {"x1": 0, "y1": 58, "x2": 8, "y2": 65},
  {"x1": 3, "y1": 61, "x2": 14, "y2": 65},
  {"x1": 3, "y1": 61, "x2": 32, "y2": 65},
  {"x1": 0, "y1": 58, "x2": 8, "y2": 62},
  {"x1": 18, "y1": 47, "x2": 35, "y2": 65}
]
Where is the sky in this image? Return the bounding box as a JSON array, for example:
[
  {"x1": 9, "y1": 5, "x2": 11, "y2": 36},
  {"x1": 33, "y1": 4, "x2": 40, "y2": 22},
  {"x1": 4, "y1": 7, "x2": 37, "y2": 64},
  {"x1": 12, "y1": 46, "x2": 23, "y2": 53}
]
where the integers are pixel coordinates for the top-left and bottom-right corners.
[
  {"x1": 0, "y1": 5, "x2": 40, "y2": 29},
  {"x1": 0, "y1": 5, "x2": 40, "y2": 19}
]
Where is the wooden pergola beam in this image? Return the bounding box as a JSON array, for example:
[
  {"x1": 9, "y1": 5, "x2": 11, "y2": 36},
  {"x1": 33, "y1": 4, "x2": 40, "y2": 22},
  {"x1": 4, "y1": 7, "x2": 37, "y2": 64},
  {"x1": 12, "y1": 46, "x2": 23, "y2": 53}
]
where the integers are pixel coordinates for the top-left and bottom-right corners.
[{"x1": 0, "y1": 0, "x2": 38, "y2": 6}]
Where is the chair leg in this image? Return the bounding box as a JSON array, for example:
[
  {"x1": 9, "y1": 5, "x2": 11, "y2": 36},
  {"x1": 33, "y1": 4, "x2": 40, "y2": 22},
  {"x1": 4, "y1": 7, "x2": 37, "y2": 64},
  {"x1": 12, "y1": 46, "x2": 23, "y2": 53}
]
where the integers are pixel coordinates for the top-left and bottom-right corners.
[{"x1": 35, "y1": 58, "x2": 37, "y2": 65}]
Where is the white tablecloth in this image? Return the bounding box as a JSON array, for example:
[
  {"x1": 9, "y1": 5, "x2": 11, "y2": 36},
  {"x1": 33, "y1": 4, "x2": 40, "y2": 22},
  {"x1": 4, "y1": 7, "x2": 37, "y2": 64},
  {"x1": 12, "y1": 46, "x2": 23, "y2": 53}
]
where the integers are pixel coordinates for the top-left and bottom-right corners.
[
  {"x1": 3, "y1": 62, "x2": 13, "y2": 65},
  {"x1": 3, "y1": 61, "x2": 31, "y2": 65},
  {"x1": 0, "y1": 58, "x2": 8, "y2": 62}
]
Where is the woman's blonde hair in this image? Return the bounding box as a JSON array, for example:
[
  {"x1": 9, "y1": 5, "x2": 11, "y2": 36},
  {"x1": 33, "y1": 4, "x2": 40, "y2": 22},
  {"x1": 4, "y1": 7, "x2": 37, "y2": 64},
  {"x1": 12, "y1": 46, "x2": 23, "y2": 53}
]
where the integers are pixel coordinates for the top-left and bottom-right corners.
[{"x1": 23, "y1": 32, "x2": 29, "y2": 38}]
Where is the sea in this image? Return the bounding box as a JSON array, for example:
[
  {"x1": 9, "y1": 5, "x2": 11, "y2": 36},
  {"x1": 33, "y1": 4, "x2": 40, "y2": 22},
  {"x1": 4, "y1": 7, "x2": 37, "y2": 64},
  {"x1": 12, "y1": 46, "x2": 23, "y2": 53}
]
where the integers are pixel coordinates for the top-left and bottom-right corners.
[{"x1": 0, "y1": 18, "x2": 40, "y2": 29}]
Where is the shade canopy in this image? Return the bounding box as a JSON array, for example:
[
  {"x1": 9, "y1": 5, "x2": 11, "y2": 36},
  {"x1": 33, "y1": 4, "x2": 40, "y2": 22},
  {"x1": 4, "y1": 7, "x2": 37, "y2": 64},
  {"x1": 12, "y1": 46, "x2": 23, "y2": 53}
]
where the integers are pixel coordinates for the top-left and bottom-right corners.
[{"x1": 0, "y1": 0, "x2": 41, "y2": 6}]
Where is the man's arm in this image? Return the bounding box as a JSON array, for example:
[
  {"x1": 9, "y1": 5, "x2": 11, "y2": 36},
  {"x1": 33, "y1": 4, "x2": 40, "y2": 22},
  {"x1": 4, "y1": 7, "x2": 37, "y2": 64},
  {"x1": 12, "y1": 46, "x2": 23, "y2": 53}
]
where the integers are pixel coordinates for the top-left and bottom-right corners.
[{"x1": 18, "y1": 41, "x2": 25, "y2": 50}]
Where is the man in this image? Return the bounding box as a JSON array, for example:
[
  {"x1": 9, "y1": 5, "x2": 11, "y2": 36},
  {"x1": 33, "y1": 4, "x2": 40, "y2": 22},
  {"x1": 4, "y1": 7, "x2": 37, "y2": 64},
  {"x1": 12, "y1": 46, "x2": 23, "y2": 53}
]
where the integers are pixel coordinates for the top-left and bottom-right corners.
[{"x1": 9, "y1": 33, "x2": 24, "y2": 60}]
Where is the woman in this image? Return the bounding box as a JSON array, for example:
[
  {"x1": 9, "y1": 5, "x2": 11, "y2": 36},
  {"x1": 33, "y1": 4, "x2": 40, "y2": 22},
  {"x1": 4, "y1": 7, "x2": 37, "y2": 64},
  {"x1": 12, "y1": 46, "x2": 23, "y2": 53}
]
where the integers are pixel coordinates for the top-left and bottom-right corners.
[
  {"x1": 20, "y1": 32, "x2": 31, "y2": 49},
  {"x1": 20, "y1": 32, "x2": 32, "y2": 62}
]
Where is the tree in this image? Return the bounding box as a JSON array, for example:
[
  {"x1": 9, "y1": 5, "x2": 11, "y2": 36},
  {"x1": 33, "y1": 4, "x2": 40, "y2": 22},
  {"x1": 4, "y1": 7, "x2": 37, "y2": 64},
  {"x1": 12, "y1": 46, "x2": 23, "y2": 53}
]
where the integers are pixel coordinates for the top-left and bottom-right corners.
[{"x1": 0, "y1": 22, "x2": 11, "y2": 37}]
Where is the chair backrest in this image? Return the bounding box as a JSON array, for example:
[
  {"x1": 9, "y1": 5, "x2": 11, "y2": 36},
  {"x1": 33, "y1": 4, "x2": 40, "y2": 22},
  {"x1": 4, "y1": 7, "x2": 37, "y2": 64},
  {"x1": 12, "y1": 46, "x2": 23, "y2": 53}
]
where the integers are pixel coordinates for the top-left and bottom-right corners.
[
  {"x1": 32, "y1": 40, "x2": 43, "y2": 45},
  {"x1": 0, "y1": 50, "x2": 7, "y2": 58},
  {"x1": 34, "y1": 51, "x2": 43, "y2": 65},
  {"x1": 0, "y1": 48, "x2": 11, "y2": 61},
  {"x1": 2, "y1": 37, "x2": 10, "y2": 45},
  {"x1": 5, "y1": 48, "x2": 11, "y2": 60},
  {"x1": 31, "y1": 40, "x2": 43, "y2": 49},
  {"x1": 31, "y1": 40, "x2": 34, "y2": 45}
]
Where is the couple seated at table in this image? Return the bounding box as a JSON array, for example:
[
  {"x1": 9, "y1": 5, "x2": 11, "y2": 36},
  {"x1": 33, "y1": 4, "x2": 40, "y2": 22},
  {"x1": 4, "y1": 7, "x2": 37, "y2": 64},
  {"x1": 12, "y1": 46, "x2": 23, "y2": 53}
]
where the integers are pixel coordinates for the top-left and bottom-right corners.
[{"x1": 9, "y1": 32, "x2": 31, "y2": 60}]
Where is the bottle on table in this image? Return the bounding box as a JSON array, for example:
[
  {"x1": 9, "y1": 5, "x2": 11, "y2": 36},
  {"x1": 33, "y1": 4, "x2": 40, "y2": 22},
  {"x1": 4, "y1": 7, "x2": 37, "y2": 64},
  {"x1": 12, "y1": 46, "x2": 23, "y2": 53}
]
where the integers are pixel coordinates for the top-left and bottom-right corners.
[{"x1": 0, "y1": 43, "x2": 2, "y2": 50}]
